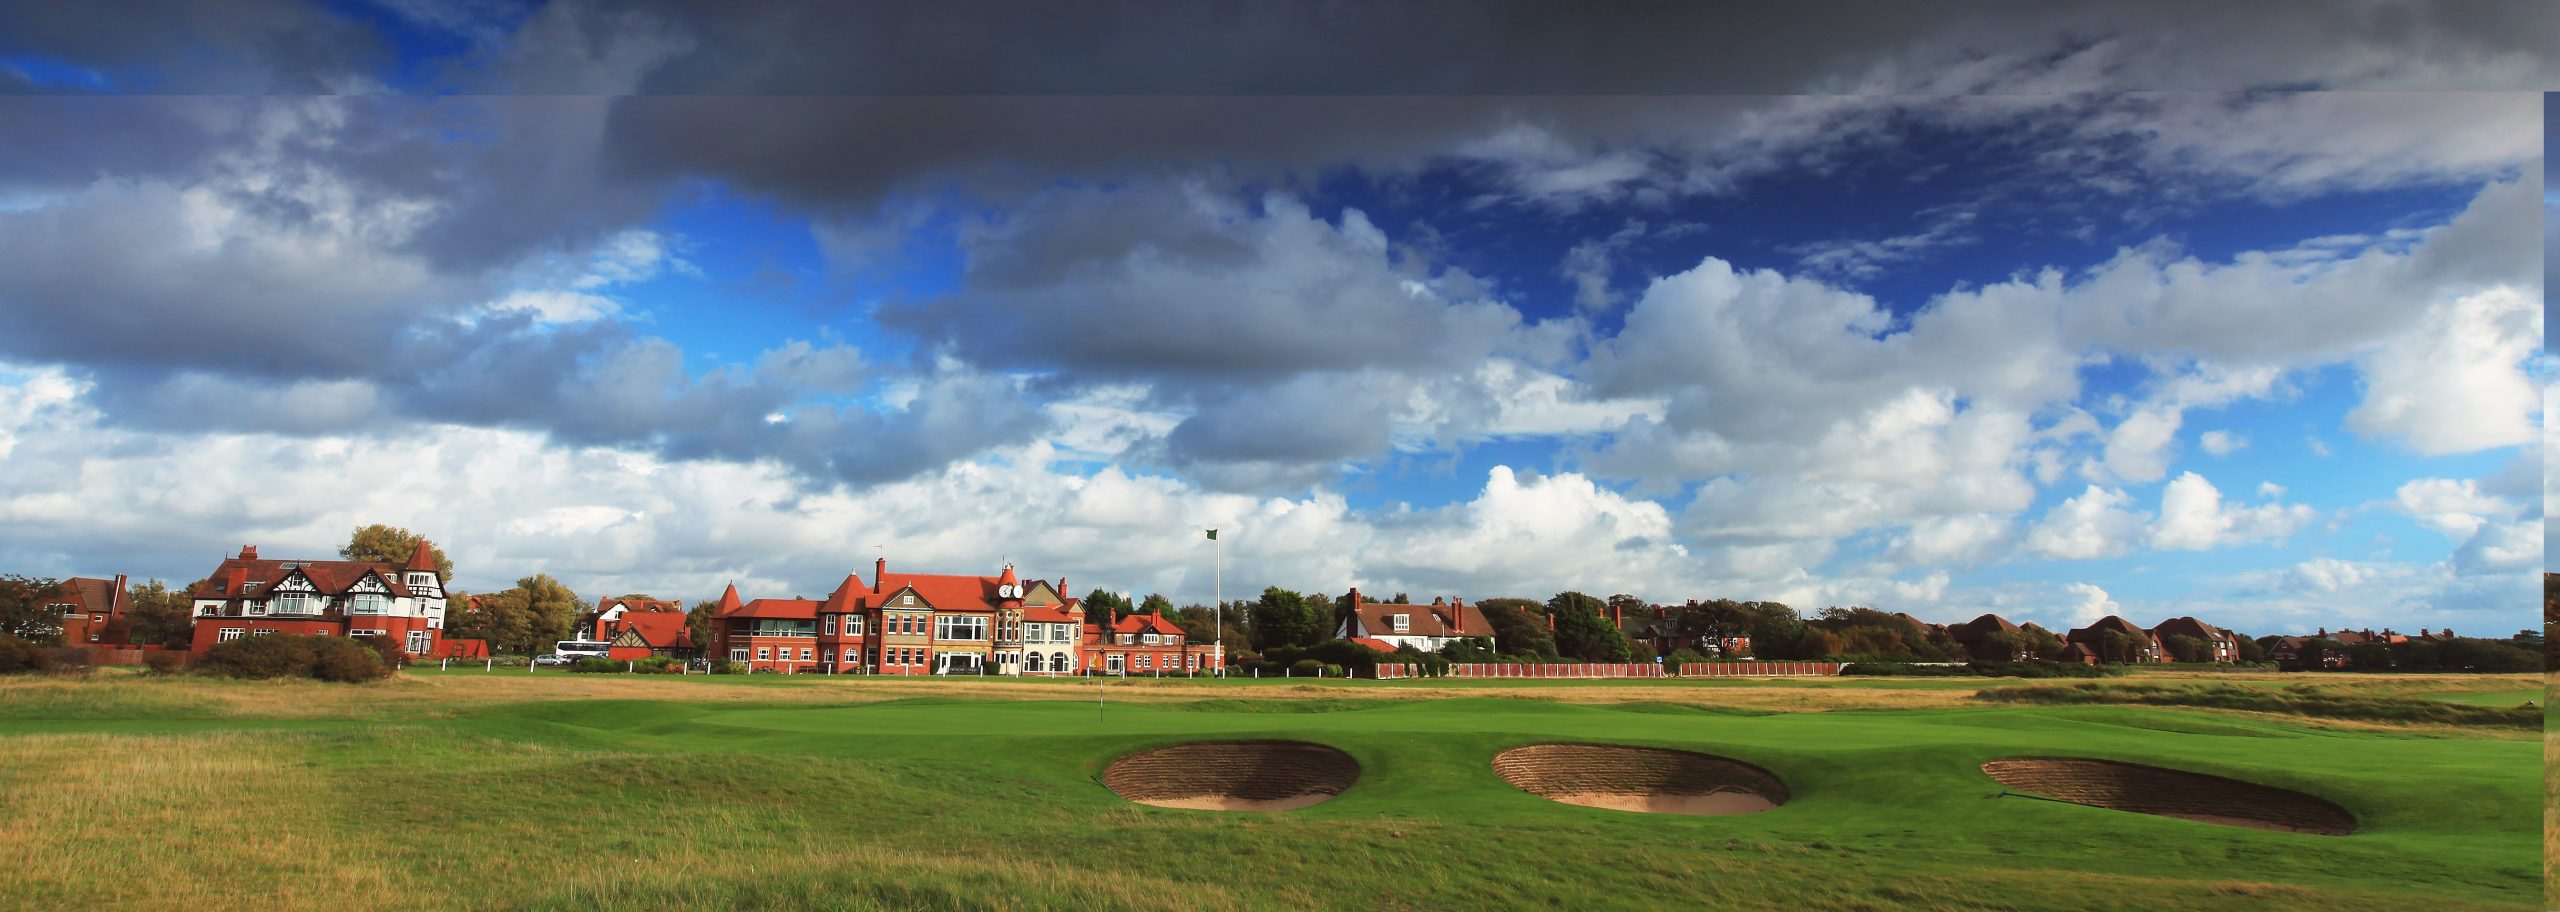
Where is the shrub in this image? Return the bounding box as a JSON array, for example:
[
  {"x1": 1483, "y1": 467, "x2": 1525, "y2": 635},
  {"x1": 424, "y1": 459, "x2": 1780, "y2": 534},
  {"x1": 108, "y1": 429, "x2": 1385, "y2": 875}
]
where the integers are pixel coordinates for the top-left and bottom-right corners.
[
  {"x1": 1664, "y1": 648, "x2": 1709, "y2": 669},
  {"x1": 569, "y1": 657, "x2": 624, "y2": 674},
  {"x1": 142, "y1": 649, "x2": 187, "y2": 675},
  {"x1": 40, "y1": 646, "x2": 94, "y2": 675},
  {"x1": 310, "y1": 636, "x2": 391, "y2": 683},
  {"x1": 0, "y1": 632, "x2": 44, "y2": 673},
  {"x1": 196, "y1": 634, "x2": 321, "y2": 679},
  {"x1": 1287, "y1": 659, "x2": 1324, "y2": 677},
  {"x1": 711, "y1": 660, "x2": 748, "y2": 675}
]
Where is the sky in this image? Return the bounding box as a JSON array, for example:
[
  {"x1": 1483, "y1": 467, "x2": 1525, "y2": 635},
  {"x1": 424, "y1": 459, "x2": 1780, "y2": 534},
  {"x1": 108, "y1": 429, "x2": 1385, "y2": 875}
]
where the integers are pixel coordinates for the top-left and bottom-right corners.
[{"x1": 0, "y1": 1, "x2": 2549, "y2": 637}]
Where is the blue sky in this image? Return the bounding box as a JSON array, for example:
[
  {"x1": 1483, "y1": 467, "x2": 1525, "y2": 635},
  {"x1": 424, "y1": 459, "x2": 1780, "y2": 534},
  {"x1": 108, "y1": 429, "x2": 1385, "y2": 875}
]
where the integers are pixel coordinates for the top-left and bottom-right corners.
[{"x1": 0, "y1": 3, "x2": 2544, "y2": 637}]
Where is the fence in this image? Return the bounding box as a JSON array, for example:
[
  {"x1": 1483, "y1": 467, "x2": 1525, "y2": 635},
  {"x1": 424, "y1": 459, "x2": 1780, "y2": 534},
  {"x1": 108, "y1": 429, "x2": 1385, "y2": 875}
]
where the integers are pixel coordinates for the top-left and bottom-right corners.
[
  {"x1": 1677, "y1": 661, "x2": 1842, "y2": 677},
  {"x1": 1427, "y1": 663, "x2": 1667, "y2": 679}
]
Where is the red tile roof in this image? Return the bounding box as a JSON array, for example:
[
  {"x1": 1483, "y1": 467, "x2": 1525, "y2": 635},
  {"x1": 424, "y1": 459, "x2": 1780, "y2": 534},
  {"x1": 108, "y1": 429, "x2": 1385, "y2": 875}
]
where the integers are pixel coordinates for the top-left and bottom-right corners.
[
  {"x1": 1021, "y1": 601, "x2": 1084, "y2": 624},
  {"x1": 1114, "y1": 613, "x2": 1184, "y2": 635},
  {"x1": 405, "y1": 539, "x2": 440, "y2": 574},
  {"x1": 2152, "y1": 616, "x2": 2235, "y2": 643},
  {"x1": 190, "y1": 555, "x2": 414, "y2": 599},
  {"x1": 1946, "y1": 613, "x2": 2019, "y2": 643},
  {"x1": 55, "y1": 577, "x2": 123, "y2": 613},
  {"x1": 727, "y1": 597, "x2": 820, "y2": 619},
  {"x1": 1349, "y1": 637, "x2": 1398, "y2": 652},
  {"x1": 877, "y1": 571, "x2": 1007, "y2": 613},
  {"x1": 1347, "y1": 599, "x2": 1489, "y2": 638},
  {"x1": 617, "y1": 610, "x2": 693, "y2": 649}
]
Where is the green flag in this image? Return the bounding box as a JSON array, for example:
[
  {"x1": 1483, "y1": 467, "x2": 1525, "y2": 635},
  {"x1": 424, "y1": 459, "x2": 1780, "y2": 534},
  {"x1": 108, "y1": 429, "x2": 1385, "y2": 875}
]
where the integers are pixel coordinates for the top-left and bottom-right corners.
[{"x1": 1205, "y1": 529, "x2": 1218, "y2": 541}]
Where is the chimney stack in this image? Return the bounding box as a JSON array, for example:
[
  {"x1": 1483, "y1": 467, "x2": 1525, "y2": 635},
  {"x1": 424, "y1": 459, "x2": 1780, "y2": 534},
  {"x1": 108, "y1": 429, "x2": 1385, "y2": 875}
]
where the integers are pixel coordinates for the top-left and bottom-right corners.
[
  {"x1": 228, "y1": 563, "x2": 248, "y2": 596},
  {"x1": 874, "y1": 557, "x2": 886, "y2": 591},
  {"x1": 240, "y1": 545, "x2": 258, "y2": 560}
]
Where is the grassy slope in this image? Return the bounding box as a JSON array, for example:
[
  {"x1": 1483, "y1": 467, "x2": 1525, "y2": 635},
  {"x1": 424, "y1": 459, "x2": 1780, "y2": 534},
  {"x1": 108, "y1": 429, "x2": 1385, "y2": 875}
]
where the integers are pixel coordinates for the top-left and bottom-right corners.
[{"x1": 0, "y1": 670, "x2": 2540, "y2": 912}]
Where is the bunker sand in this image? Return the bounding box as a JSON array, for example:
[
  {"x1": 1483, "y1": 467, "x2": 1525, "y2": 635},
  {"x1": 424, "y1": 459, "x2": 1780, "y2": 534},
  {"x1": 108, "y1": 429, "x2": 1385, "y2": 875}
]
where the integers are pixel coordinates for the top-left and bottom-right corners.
[
  {"x1": 1494, "y1": 743, "x2": 1789, "y2": 815},
  {"x1": 1982, "y1": 757, "x2": 2355, "y2": 835},
  {"x1": 1102, "y1": 740, "x2": 1359, "y2": 812}
]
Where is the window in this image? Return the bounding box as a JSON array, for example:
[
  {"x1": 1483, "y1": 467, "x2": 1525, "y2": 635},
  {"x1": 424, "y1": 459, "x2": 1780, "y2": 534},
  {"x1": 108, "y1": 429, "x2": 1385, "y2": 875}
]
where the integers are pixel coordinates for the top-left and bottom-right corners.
[
  {"x1": 730, "y1": 648, "x2": 748, "y2": 662},
  {"x1": 251, "y1": 629, "x2": 275, "y2": 637},
  {"x1": 219, "y1": 628, "x2": 245, "y2": 643},
  {"x1": 1051, "y1": 651, "x2": 1070, "y2": 671},
  {"x1": 824, "y1": 615, "x2": 836, "y2": 635},
  {"x1": 846, "y1": 615, "x2": 864, "y2": 636},
  {"x1": 934, "y1": 615, "x2": 987, "y2": 641},
  {"x1": 1134, "y1": 654, "x2": 1151, "y2": 670},
  {"x1": 1142, "y1": 633, "x2": 1159, "y2": 645},
  {"x1": 349, "y1": 594, "x2": 389, "y2": 615},
  {"x1": 756, "y1": 647, "x2": 771, "y2": 661},
  {"x1": 242, "y1": 582, "x2": 260, "y2": 593},
  {"x1": 1026, "y1": 652, "x2": 1045, "y2": 672},
  {"x1": 406, "y1": 630, "x2": 431, "y2": 655},
  {"x1": 274, "y1": 593, "x2": 318, "y2": 616},
  {"x1": 798, "y1": 648, "x2": 811, "y2": 660},
  {"x1": 841, "y1": 648, "x2": 856, "y2": 663},
  {"x1": 1390, "y1": 613, "x2": 1410, "y2": 633}
]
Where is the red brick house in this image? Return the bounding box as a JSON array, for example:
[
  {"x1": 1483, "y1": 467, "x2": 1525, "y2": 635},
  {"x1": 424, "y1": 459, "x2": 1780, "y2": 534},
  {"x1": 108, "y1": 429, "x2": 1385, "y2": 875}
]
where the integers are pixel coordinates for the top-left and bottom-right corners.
[
  {"x1": 588, "y1": 596, "x2": 683, "y2": 641},
  {"x1": 2150, "y1": 616, "x2": 2241, "y2": 663},
  {"x1": 1092, "y1": 611, "x2": 1202, "y2": 675},
  {"x1": 605, "y1": 609, "x2": 697, "y2": 661},
  {"x1": 715, "y1": 560, "x2": 1067, "y2": 676},
  {"x1": 48, "y1": 575, "x2": 132, "y2": 646},
  {"x1": 2063, "y1": 615, "x2": 2165, "y2": 664},
  {"x1": 1945, "y1": 613, "x2": 2026, "y2": 661},
  {"x1": 186, "y1": 542, "x2": 450, "y2": 656}
]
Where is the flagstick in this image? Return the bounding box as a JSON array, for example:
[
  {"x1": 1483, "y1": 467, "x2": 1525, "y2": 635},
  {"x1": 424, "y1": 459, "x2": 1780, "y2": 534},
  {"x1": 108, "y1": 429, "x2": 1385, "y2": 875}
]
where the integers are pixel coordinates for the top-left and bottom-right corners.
[{"x1": 1212, "y1": 528, "x2": 1223, "y2": 679}]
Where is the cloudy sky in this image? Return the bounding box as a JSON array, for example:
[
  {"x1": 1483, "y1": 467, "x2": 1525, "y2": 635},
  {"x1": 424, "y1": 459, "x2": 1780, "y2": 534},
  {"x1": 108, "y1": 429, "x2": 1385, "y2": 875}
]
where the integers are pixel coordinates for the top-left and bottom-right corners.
[{"x1": 0, "y1": 1, "x2": 2548, "y2": 637}]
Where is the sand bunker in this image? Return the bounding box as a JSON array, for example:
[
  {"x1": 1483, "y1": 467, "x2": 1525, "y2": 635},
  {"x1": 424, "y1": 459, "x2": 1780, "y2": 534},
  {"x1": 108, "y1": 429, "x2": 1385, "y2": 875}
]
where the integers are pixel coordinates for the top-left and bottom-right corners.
[
  {"x1": 1982, "y1": 757, "x2": 2355, "y2": 836},
  {"x1": 1492, "y1": 743, "x2": 1789, "y2": 815},
  {"x1": 1102, "y1": 740, "x2": 1359, "y2": 812}
]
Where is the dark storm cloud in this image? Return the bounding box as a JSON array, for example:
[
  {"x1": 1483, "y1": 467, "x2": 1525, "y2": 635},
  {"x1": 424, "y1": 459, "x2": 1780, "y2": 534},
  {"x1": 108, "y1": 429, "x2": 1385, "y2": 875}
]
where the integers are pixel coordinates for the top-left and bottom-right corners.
[{"x1": 0, "y1": 0, "x2": 388, "y2": 92}]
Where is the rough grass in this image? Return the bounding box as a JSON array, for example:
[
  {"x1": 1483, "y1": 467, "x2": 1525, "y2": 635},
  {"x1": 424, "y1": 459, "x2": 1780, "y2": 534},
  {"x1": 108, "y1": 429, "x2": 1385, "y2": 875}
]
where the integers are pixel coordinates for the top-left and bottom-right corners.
[
  {"x1": 0, "y1": 669, "x2": 2538, "y2": 911},
  {"x1": 1973, "y1": 679, "x2": 2541, "y2": 729}
]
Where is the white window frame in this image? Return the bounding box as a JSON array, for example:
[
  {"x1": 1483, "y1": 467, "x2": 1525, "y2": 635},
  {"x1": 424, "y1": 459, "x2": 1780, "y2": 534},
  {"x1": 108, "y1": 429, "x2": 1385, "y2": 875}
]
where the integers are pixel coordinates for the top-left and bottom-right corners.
[
  {"x1": 824, "y1": 615, "x2": 837, "y2": 635},
  {"x1": 406, "y1": 630, "x2": 431, "y2": 654},
  {"x1": 730, "y1": 648, "x2": 749, "y2": 662},
  {"x1": 756, "y1": 647, "x2": 771, "y2": 661},
  {"x1": 1390, "y1": 613, "x2": 1410, "y2": 633},
  {"x1": 219, "y1": 628, "x2": 245, "y2": 642},
  {"x1": 250, "y1": 629, "x2": 276, "y2": 637}
]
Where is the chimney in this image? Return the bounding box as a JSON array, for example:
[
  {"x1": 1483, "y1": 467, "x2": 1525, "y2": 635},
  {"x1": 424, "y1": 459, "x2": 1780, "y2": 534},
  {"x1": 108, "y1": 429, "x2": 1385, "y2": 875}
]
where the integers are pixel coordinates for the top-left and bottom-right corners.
[
  {"x1": 1654, "y1": 604, "x2": 1668, "y2": 620},
  {"x1": 874, "y1": 557, "x2": 886, "y2": 591},
  {"x1": 111, "y1": 574, "x2": 127, "y2": 615},
  {"x1": 1451, "y1": 600, "x2": 1464, "y2": 635},
  {"x1": 2316, "y1": 627, "x2": 2327, "y2": 637},
  {"x1": 1059, "y1": 577, "x2": 1069, "y2": 598},
  {"x1": 228, "y1": 563, "x2": 248, "y2": 596},
  {"x1": 240, "y1": 545, "x2": 258, "y2": 560},
  {"x1": 1348, "y1": 587, "x2": 1362, "y2": 608},
  {"x1": 1611, "y1": 603, "x2": 1622, "y2": 627}
]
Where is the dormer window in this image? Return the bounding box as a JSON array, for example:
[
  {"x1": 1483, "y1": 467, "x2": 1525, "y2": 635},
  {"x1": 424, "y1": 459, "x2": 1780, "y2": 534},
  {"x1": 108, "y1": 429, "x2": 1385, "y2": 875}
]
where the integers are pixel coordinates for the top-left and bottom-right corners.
[
  {"x1": 242, "y1": 582, "x2": 260, "y2": 593},
  {"x1": 1390, "y1": 614, "x2": 1410, "y2": 633},
  {"x1": 1142, "y1": 633, "x2": 1159, "y2": 645}
]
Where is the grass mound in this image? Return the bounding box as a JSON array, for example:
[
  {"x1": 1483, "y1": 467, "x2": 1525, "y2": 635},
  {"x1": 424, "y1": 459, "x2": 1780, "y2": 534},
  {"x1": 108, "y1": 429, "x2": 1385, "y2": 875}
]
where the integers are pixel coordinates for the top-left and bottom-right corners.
[
  {"x1": 1492, "y1": 743, "x2": 1788, "y2": 815},
  {"x1": 1101, "y1": 740, "x2": 1359, "y2": 811},
  {"x1": 1984, "y1": 757, "x2": 2355, "y2": 835},
  {"x1": 1973, "y1": 681, "x2": 2539, "y2": 728}
]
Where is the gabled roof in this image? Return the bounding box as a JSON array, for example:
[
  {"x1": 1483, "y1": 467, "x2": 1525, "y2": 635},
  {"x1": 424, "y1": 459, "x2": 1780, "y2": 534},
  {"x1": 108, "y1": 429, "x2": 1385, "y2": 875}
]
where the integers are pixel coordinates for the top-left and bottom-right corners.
[
  {"x1": 613, "y1": 611, "x2": 693, "y2": 649},
  {"x1": 2152, "y1": 616, "x2": 2233, "y2": 642},
  {"x1": 55, "y1": 577, "x2": 122, "y2": 613},
  {"x1": 191, "y1": 554, "x2": 414, "y2": 599},
  {"x1": 1349, "y1": 637, "x2": 1399, "y2": 653},
  {"x1": 1946, "y1": 613, "x2": 2020, "y2": 643},
  {"x1": 876, "y1": 571, "x2": 1006, "y2": 613},
  {"x1": 2067, "y1": 615, "x2": 2152, "y2": 641},
  {"x1": 598, "y1": 597, "x2": 682, "y2": 615},
  {"x1": 1021, "y1": 601, "x2": 1084, "y2": 624},
  {"x1": 1113, "y1": 613, "x2": 1184, "y2": 636},
  {"x1": 1348, "y1": 600, "x2": 1490, "y2": 638}
]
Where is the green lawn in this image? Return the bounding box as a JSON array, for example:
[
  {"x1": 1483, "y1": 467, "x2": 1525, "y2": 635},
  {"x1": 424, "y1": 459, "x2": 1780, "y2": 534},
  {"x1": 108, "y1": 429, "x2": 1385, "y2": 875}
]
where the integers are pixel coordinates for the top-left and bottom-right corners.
[{"x1": 0, "y1": 671, "x2": 2539, "y2": 911}]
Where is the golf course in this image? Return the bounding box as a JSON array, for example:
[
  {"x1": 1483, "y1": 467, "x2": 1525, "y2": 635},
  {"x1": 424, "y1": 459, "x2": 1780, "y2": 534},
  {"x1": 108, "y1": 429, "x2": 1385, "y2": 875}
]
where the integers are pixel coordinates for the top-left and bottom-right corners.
[{"x1": 0, "y1": 668, "x2": 2541, "y2": 911}]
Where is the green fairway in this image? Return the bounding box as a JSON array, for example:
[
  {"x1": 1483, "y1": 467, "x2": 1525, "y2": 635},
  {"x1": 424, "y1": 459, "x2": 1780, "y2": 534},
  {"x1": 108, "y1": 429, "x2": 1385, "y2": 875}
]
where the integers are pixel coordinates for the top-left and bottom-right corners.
[{"x1": 0, "y1": 672, "x2": 2539, "y2": 911}]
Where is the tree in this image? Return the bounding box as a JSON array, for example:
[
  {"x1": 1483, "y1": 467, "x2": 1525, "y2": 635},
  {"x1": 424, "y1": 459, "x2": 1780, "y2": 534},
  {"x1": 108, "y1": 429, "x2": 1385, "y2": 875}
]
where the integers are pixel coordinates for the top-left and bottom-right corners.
[
  {"x1": 2162, "y1": 634, "x2": 2212, "y2": 664},
  {"x1": 2098, "y1": 629, "x2": 2141, "y2": 664},
  {"x1": 1739, "y1": 601, "x2": 1809, "y2": 659},
  {"x1": 2017, "y1": 623, "x2": 2067, "y2": 661},
  {"x1": 1673, "y1": 599, "x2": 1757, "y2": 654},
  {"x1": 340, "y1": 524, "x2": 453, "y2": 578},
  {"x1": 685, "y1": 599, "x2": 721, "y2": 655},
  {"x1": 517, "y1": 574, "x2": 582, "y2": 652},
  {"x1": 127, "y1": 578, "x2": 199, "y2": 648},
  {"x1": 1136, "y1": 593, "x2": 1175, "y2": 617},
  {"x1": 1249, "y1": 587, "x2": 1325, "y2": 651},
  {"x1": 0, "y1": 574, "x2": 65, "y2": 644},
  {"x1": 1170, "y1": 605, "x2": 1250, "y2": 651},
  {"x1": 1475, "y1": 598, "x2": 1556, "y2": 657},
  {"x1": 1980, "y1": 629, "x2": 2033, "y2": 662},
  {"x1": 1548, "y1": 591, "x2": 1630, "y2": 662},
  {"x1": 2231, "y1": 633, "x2": 2267, "y2": 664},
  {"x1": 1082, "y1": 589, "x2": 1132, "y2": 628}
]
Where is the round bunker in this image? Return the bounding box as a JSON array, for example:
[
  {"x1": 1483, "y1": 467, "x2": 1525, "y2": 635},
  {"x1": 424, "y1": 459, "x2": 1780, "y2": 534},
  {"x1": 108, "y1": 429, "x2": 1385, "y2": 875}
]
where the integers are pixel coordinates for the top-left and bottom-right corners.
[
  {"x1": 1982, "y1": 757, "x2": 2355, "y2": 836},
  {"x1": 1102, "y1": 740, "x2": 1359, "y2": 812},
  {"x1": 1493, "y1": 743, "x2": 1789, "y2": 815}
]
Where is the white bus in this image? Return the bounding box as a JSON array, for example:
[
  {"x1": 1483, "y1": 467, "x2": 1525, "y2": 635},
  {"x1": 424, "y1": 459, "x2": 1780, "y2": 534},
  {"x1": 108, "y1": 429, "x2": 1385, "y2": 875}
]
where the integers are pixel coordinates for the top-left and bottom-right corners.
[{"x1": 555, "y1": 640, "x2": 610, "y2": 659}]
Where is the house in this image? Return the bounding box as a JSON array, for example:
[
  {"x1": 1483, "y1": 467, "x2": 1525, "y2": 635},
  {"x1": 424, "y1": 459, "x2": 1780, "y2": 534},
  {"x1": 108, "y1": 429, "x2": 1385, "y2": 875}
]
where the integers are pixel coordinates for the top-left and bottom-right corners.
[
  {"x1": 1616, "y1": 605, "x2": 1682, "y2": 655},
  {"x1": 186, "y1": 542, "x2": 450, "y2": 657},
  {"x1": 604, "y1": 609, "x2": 697, "y2": 661},
  {"x1": 1945, "y1": 613, "x2": 2026, "y2": 661},
  {"x1": 2063, "y1": 615, "x2": 2165, "y2": 664},
  {"x1": 1019, "y1": 594, "x2": 1088, "y2": 675},
  {"x1": 2150, "y1": 616, "x2": 2241, "y2": 663},
  {"x1": 1091, "y1": 611, "x2": 1202, "y2": 675},
  {"x1": 1335, "y1": 589, "x2": 1492, "y2": 653},
  {"x1": 2264, "y1": 636, "x2": 2345, "y2": 670},
  {"x1": 48, "y1": 575, "x2": 132, "y2": 646},
  {"x1": 588, "y1": 596, "x2": 683, "y2": 641}
]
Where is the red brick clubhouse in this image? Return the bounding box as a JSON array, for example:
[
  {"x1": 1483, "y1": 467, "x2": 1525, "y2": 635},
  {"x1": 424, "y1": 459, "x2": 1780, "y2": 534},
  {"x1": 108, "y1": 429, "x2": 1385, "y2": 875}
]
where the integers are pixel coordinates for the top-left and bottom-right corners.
[{"x1": 714, "y1": 559, "x2": 1215, "y2": 675}]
